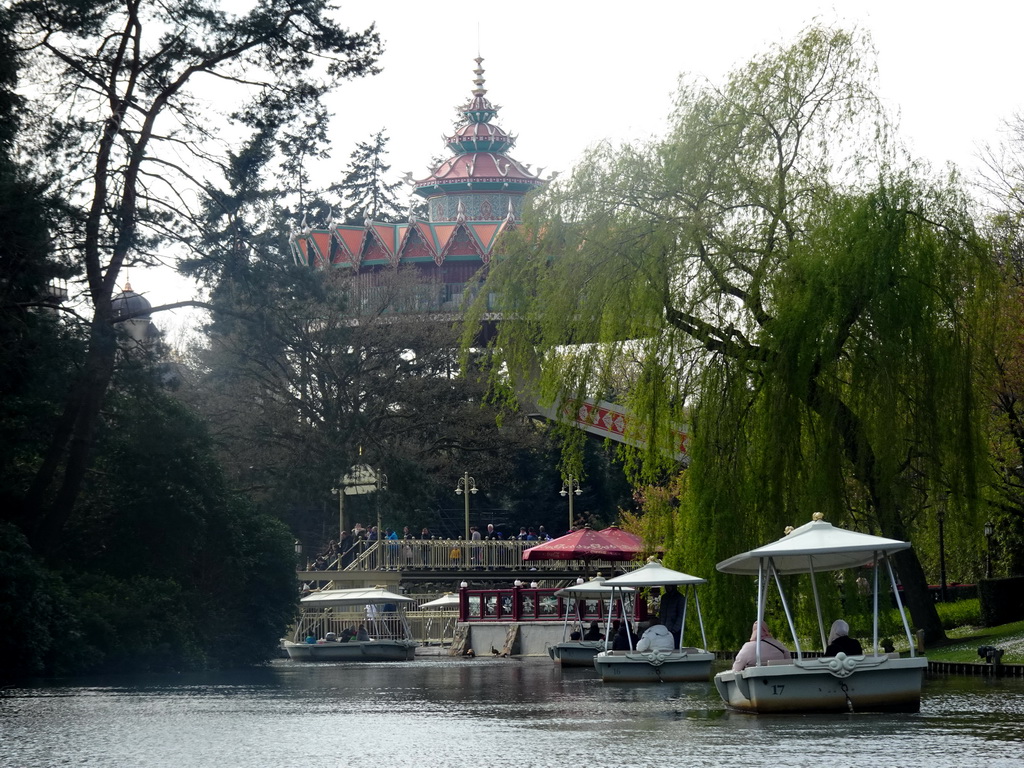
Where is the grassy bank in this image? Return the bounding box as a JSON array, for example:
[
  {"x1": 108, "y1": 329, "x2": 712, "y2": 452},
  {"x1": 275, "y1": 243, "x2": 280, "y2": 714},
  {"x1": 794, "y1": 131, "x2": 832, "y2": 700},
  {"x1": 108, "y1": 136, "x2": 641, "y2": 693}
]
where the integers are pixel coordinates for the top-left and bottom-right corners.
[{"x1": 924, "y1": 619, "x2": 1024, "y2": 663}]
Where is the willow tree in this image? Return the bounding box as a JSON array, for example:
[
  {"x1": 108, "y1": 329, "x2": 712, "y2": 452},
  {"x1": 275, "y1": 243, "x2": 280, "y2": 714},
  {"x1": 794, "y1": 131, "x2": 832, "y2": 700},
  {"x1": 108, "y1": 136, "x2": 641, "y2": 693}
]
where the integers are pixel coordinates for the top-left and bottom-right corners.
[{"x1": 468, "y1": 26, "x2": 994, "y2": 644}]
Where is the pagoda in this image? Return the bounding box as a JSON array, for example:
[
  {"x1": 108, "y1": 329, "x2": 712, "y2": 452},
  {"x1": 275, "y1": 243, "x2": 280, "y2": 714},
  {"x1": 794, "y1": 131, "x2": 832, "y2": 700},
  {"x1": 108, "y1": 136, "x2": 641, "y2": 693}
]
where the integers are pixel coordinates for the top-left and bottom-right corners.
[{"x1": 290, "y1": 57, "x2": 546, "y2": 313}]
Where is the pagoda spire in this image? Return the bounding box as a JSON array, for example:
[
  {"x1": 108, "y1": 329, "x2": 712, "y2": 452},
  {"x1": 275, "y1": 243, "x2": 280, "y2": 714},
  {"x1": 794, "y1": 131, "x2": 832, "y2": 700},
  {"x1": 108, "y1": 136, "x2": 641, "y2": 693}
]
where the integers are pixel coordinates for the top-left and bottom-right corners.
[
  {"x1": 472, "y1": 56, "x2": 487, "y2": 97},
  {"x1": 412, "y1": 56, "x2": 545, "y2": 223}
]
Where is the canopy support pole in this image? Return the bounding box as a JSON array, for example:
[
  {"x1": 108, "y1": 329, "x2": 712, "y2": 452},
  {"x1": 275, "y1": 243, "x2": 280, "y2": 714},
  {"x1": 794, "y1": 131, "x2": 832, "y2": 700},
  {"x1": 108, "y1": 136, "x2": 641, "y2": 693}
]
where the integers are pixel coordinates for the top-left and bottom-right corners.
[
  {"x1": 755, "y1": 559, "x2": 766, "y2": 665},
  {"x1": 679, "y1": 591, "x2": 688, "y2": 652},
  {"x1": 770, "y1": 557, "x2": 802, "y2": 659},
  {"x1": 692, "y1": 585, "x2": 708, "y2": 651},
  {"x1": 886, "y1": 554, "x2": 916, "y2": 658},
  {"x1": 808, "y1": 558, "x2": 826, "y2": 651}
]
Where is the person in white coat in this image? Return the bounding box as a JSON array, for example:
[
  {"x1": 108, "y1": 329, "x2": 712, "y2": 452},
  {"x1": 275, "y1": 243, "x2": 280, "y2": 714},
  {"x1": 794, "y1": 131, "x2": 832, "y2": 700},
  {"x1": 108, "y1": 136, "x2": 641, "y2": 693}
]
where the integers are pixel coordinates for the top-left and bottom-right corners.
[{"x1": 636, "y1": 618, "x2": 675, "y2": 653}]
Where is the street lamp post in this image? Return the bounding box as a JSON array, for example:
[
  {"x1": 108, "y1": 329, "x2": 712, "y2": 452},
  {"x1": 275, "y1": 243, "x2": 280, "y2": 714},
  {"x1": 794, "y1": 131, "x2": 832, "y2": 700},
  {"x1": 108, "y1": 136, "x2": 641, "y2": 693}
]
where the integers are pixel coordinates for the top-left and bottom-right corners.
[
  {"x1": 455, "y1": 472, "x2": 478, "y2": 541},
  {"x1": 330, "y1": 485, "x2": 345, "y2": 571},
  {"x1": 984, "y1": 520, "x2": 995, "y2": 579},
  {"x1": 936, "y1": 508, "x2": 947, "y2": 603},
  {"x1": 375, "y1": 468, "x2": 388, "y2": 563},
  {"x1": 560, "y1": 476, "x2": 582, "y2": 531},
  {"x1": 294, "y1": 539, "x2": 303, "y2": 570}
]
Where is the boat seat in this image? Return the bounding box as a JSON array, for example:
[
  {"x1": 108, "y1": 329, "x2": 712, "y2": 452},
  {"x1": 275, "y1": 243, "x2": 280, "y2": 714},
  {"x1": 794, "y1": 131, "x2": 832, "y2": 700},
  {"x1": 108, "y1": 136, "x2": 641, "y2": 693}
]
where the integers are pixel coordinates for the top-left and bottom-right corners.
[
  {"x1": 766, "y1": 659, "x2": 794, "y2": 666},
  {"x1": 680, "y1": 647, "x2": 699, "y2": 654},
  {"x1": 886, "y1": 652, "x2": 900, "y2": 659}
]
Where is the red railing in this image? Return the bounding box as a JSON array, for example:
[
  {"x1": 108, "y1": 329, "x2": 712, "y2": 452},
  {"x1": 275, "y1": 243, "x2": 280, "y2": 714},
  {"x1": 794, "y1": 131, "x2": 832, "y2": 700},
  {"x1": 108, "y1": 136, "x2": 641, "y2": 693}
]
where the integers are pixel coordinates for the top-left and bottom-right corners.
[{"x1": 458, "y1": 586, "x2": 643, "y2": 623}]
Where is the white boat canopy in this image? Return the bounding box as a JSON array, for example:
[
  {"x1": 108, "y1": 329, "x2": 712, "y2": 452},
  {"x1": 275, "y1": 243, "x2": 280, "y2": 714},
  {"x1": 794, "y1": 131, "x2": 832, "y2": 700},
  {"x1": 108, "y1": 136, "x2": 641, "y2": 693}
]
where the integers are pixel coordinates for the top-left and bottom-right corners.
[
  {"x1": 300, "y1": 587, "x2": 414, "y2": 607},
  {"x1": 554, "y1": 576, "x2": 635, "y2": 599},
  {"x1": 716, "y1": 517, "x2": 911, "y2": 575},
  {"x1": 598, "y1": 560, "x2": 709, "y2": 653},
  {"x1": 419, "y1": 593, "x2": 460, "y2": 609},
  {"x1": 714, "y1": 513, "x2": 918, "y2": 661},
  {"x1": 602, "y1": 560, "x2": 707, "y2": 587}
]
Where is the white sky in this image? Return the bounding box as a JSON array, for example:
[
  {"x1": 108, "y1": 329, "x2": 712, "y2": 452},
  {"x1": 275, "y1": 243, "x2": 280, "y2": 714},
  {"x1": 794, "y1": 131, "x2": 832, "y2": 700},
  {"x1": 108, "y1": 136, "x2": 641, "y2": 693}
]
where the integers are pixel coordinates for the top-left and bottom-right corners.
[
  {"x1": 329, "y1": 0, "x2": 1020, "y2": 183},
  {"x1": 148, "y1": 0, "x2": 1022, "y2": 338}
]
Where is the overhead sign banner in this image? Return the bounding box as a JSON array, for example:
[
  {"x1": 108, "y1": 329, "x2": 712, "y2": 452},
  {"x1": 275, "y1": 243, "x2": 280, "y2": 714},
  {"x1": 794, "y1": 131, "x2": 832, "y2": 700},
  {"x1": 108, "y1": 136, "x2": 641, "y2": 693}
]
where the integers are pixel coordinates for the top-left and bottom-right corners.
[{"x1": 343, "y1": 464, "x2": 379, "y2": 494}]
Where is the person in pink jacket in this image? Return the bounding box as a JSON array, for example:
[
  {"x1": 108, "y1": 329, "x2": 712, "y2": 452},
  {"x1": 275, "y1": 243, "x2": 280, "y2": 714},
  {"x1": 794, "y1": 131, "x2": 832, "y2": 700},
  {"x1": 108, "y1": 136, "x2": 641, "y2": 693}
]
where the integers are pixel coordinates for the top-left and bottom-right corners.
[{"x1": 732, "y1": 621, "x2": 790, "y2": 671}]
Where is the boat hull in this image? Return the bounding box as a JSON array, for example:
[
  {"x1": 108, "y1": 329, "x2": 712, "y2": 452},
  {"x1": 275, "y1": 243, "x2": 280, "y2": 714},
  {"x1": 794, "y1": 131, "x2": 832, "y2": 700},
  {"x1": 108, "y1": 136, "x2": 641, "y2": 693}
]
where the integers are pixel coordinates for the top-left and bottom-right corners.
[
  {"x1": 714, "y1": 654, "x2": 927, "y2": 713},
  {"x1": 549, "y1": 641, "x2": 604, "y2": 667},
  {"x1": 594, "y1": 648, "x2": 714, "y2": 682},
  {"x1": 283, "y1": 640, "x2": 417, "y2": 662}
]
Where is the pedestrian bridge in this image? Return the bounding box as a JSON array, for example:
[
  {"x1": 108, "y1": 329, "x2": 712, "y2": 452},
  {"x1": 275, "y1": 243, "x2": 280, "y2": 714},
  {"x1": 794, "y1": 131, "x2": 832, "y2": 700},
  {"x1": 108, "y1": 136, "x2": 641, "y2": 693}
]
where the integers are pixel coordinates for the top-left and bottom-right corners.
[
  {"x1": 532, "y1": 399, "x2": 688, "y2": 461},
  {"x1": 298, "y1": 538, "x2": 629, "y2": 584}
]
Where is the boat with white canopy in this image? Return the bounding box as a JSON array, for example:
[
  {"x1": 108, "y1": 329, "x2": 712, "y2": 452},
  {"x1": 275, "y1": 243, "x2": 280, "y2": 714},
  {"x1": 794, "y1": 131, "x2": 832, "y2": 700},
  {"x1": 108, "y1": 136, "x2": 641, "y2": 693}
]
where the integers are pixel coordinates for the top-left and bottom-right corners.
[
  {"x1": 593, "y1": 561, "x2": 714, "y2": 682},
  {"x1": 283, "y1": 586, "x2": 418, "y2": 661},
  {"x1": 713, "y1": 513, "x2": 928, "y2": 713},
  {"x1": 548, "y1": 577, "x2": 634, "y2": 667}
]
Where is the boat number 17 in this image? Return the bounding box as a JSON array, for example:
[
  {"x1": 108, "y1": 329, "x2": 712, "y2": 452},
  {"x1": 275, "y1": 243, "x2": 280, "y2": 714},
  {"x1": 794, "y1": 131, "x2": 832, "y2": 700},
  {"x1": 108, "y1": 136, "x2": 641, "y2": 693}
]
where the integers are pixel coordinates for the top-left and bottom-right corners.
[{"x1": 771, "y1": 685, "x2": 785, "y2": 695}]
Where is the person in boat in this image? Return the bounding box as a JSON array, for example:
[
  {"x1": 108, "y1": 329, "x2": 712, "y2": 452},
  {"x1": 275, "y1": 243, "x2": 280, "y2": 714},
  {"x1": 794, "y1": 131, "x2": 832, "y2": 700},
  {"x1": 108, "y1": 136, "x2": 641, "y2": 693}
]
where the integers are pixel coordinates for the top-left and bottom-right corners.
[
  {"x1": 339, "y1": 627, "x2": 356, "y2": 643},
  {"x1": 356, "y1": 624, "x2": 370, "y2": 642},
  {"x1": 583, "y1": 622, "x2": 602, "y2": 641},
  {"x1": 324, "y1": 632, "x2": 338, "y2": 642},
  {"x1": 570, "y1": 630, "x2": 583, "y2": 641},
  {"x1": 304, "y1": 632, "x2": 317, "y2": 644},
  {"x1": 658, "y1": 584, "x2": 684, "y2": 648},
  {"x1": 824, "y1": 619, "x2": 863, "y2": 656},
  {"x1": 636, "y1": 618, "x2": 675, "y2": 653},
  {"x1": 732, "y1": 621, "x2": 790, "y2": 671}
]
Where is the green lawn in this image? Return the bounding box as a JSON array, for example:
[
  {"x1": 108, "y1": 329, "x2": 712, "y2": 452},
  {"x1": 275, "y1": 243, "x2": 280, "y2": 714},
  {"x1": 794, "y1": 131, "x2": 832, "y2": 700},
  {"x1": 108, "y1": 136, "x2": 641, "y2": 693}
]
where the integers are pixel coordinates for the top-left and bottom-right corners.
[{"x1": 923, "y1": 620, "x2": 1024, "y2": 664}]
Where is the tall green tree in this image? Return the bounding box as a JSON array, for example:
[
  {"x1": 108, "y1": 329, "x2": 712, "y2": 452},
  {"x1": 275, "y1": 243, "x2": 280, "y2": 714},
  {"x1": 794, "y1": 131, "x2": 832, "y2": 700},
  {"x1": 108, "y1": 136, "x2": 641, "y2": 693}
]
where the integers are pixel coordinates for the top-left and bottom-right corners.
[
  {"x1": 8, "y1": 0, "x2": 381, "y2": 554},
  {"x1": 334, "y1": 129, "x2": 405, "y2": 224},
  {"x1": 977, "y1": 115, "x2": 1024, "y2": 575},
  {"x1": 470, "y1": 26, "x2": 994, "y2": 644}
]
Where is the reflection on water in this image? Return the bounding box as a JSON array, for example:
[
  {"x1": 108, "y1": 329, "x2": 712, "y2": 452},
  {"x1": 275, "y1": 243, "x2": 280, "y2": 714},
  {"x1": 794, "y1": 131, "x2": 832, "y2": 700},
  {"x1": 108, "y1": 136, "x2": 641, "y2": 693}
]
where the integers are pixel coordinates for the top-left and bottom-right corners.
[{"x1": 2, "y1": 659, "x2": 1022, "y2": 768}]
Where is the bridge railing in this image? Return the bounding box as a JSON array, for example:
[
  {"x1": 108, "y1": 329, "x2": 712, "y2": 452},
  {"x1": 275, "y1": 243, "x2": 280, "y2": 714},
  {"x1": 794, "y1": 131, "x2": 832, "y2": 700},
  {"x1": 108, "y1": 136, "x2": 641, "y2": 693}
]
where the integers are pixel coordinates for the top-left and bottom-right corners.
[{"x1": 317, "y1": 539, "x2": 633, "y2": 574}]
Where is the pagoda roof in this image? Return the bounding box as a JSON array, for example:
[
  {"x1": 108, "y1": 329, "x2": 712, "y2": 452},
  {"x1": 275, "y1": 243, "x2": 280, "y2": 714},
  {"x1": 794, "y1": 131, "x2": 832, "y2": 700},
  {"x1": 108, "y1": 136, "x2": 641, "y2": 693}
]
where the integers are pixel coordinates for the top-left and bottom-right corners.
[
  {"x1": 414, "y1": 151, "x2": 543, "y2": 197},
  {"x1": 292, "y1": 217, "x2": 515, "y2": 268}
]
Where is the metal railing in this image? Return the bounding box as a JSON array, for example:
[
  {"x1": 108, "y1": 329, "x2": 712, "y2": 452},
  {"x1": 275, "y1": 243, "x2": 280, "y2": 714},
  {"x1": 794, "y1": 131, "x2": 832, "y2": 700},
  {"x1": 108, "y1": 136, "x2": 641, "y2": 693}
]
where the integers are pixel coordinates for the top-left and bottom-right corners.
[
  {"x1": 407, "y1": 608, "x2": 458, "y2": 645},
  {"x1": 306, "y1": 539, "x2": 633, "y2": 574},
  {"x1": 292, "y1": 607, "x2": 412, "y2": 643}
]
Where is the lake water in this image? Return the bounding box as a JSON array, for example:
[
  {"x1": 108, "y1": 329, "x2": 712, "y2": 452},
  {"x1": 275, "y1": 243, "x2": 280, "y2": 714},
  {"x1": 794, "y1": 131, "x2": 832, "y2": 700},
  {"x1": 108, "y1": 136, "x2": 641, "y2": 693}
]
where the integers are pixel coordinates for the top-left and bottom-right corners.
[{"x1": 2, "y1": 658, "x2": 1022, "y2": 768}]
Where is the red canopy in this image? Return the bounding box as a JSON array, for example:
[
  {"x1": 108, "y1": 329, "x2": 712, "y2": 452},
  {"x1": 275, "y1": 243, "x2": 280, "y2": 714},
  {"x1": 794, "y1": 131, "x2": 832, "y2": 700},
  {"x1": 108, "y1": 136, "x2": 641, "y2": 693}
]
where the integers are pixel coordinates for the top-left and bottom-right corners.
[
  {"x1": 597, "y1": 525, "x2": 644, "y2": 551},
  {"x1": 522, "y1": 526, "x2": 643, "y2": 562}
]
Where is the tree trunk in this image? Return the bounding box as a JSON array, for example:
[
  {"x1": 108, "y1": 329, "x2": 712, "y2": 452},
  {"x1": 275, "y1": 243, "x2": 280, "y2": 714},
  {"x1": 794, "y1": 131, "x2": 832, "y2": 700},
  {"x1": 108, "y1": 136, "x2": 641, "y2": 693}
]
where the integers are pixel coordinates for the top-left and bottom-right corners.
[{"x1": 807, "y1": 379, "x2": 947, "y2": 642}]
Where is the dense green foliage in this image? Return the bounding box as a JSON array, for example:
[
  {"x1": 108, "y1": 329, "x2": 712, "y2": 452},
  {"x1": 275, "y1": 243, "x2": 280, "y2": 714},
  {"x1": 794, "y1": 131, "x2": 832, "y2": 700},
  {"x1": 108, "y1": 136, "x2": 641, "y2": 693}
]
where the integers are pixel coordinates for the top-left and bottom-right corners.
[
  {"x1": 937, "y1": 599, "x2": 982, "y2": 630},
  {"x1": 0, "y1": 1, "x2": 381, "y2": 681},
  {"x1": 0, "y1": 347, "x2": 300, "y2": 681}
]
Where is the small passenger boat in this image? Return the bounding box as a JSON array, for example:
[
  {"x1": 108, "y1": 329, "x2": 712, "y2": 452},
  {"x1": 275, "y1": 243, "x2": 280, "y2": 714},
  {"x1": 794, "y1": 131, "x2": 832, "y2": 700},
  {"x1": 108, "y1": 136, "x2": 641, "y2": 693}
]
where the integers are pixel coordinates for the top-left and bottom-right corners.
[
  {"x1": 548, "y1": 577, "x2": 633, "y2": 667},
  {"x1": 713, "y1": 513, "x2": 928, "y2": 713},
  {"x1": 593, "y1": 561, "x2": 714, "y2": 682},
  {"x1": 283, "y1": 586, "x2": 418, "y2": 662}
]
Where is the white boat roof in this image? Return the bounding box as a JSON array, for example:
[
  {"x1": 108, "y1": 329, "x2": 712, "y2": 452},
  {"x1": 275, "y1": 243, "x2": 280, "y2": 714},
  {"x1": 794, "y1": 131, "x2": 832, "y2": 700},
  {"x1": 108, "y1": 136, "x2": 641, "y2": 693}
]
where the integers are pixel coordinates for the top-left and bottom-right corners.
[
  {"x1": 554, "y1": 576, "x2": 635, "y2": 598},
  {"x1": 300, "y1": 587, "x2": 414, "y2": 606},
  {"x1": 419, "y1": 593, "x2": 460, "y2": 609},
  {"x1": 716, "y1": 516, "x2": 912, "y2": 575},
  {"x1": 601, "y1": 561, "x2": 706, "y2": 587}
]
